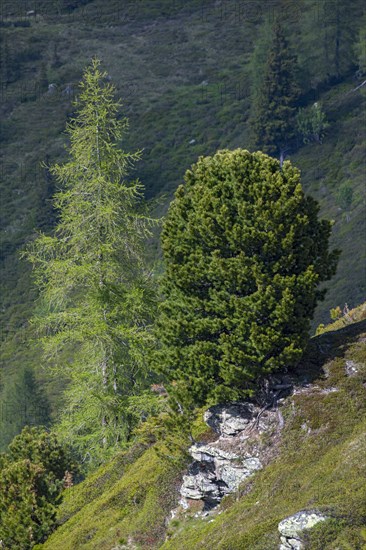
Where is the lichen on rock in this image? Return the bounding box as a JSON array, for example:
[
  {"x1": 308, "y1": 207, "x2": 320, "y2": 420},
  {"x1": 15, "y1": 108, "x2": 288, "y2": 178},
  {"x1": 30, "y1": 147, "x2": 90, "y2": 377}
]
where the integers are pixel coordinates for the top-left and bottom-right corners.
[{"x1": 278, "y1": 510, "x2": 328, "y2": 549}]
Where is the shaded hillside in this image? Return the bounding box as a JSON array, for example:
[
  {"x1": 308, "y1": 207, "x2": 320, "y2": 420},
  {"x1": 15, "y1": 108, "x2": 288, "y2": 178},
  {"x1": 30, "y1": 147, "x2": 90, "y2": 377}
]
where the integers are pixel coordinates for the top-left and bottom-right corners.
[
  {"x1": 0, "y1": 0, "x2": 365, "y2": 448},
  {"x1": 0, "y1": 0, "x2": 365, "y2": 336},
  {"x1": 39, "y1": 306, "x2": 366, "y2": 549}
]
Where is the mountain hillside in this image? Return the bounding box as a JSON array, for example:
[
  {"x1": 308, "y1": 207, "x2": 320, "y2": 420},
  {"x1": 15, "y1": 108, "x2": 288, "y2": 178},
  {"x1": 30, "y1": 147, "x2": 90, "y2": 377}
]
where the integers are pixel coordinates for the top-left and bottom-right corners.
[
  {"x1": 0, "y1": 0, "x2": 365, "y2": 337},
  {"x1": 0, "y1": 0, "x2": 365, "y2": 465},
  {"x1": 38, "y1": 304, "x2": 366, "y2": 549}
]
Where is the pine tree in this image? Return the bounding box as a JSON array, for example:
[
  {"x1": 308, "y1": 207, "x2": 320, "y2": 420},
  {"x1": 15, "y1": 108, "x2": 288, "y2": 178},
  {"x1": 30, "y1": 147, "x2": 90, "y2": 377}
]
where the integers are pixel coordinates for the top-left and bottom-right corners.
[
  {"x1": 154, "y1": 149, "x2": 339, "y2": 412},
  {"x1": 0, "y1": 367, "x2": 51, "y2": 451},
  {"x1": 251, "y1": 21, "x2": 300, "y2": 159},
  {"x1": 24, "y1": 59, "x2": 157, "y2": 468},
  {"x1": 355, "y1": 13, "x2": 366, "y2": 76},
  {"x1": 248, "y1": 16, "x2": 273, "y2": 103},
  {"x1": 0, "y1": 427, "x2": 75, "y2": 549}
]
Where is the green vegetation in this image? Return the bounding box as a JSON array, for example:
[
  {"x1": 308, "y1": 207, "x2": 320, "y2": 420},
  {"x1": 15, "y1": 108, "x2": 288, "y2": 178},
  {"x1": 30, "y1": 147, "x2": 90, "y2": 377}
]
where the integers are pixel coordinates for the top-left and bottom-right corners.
[
  {"x1": 0, "y1": 427, "x2": 76, "y2": 549},
  {"x1": 23, "y1": 59, "x2": 159, "y2": 469},
  {"x1": 38, "y1": 411, "x2": 211, "y2": 550},
  {"x1": 162, "y1": 312, "x2": 366, "y2": 549},
  {"x1": 34, "y1": 307, "x2": 366, "y2": 549},
  {"x1": 155, "y1": 149, "x2": 338, "y2": 409},
  {"x1": 251, "y1": 21, "x2": 300, "y2": 157},
  {"x1": 0, "y1": 2, "x2": 364, "y2": 409},
  {"x1": 296, "y1": 102, "x2": 329, "y2": 144},
  {"x1": 299, "y1": 0, "x2": 363, "y2": 88},
  {"x1": 355, "y1": 15, "x2": 366, "y2": 75},
  {"x1": 0, "y1": 1, "x2": 365, "y2": 546}
]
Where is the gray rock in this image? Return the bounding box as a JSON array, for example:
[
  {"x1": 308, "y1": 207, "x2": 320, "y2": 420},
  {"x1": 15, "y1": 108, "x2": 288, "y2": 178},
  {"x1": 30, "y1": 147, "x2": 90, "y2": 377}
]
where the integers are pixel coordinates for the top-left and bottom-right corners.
[
  {"x1": 345, "y1": 360, "x2": 359, "y2": 376},
  {"x1": 204, "y1": 403, "x2": 255, "y2": 436},
  {"x1": 47, "y1": 83, "x2": 57, "y2": 94},
  {"x1": 219, "y1": 458, "x2": 261, "y2": 492},
  {"x1": 287, "y1": 538, "x2": 303, "y2": 549},
  {"x1": 278, "y1": 510, "x2": 328, "y2": 549},
  {"x1": 190, "y1": 444, "x2": 239, "y2": 462},
  {"x1": 180, "y1": 462, "x2": 221, "y2": 501},
  {"x1": 181, "y1": 445, "x2": 263, "y2": 503},
  {"x1": 179, "y1": 402, "x2": 267, "y2": 510}
]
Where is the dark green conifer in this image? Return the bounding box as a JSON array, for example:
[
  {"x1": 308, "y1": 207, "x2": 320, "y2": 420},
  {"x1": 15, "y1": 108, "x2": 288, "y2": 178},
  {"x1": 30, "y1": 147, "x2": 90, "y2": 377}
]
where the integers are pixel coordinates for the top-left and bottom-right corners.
[
  {"x1": 154, "y1": 149, "x2": 339, "y2": 411},
  {"x1": 0, "y1": 427, "x2": 75, "y2": 549},
  {"x1": 252, "y1": 22, "x2": 300, "y2": 158}
]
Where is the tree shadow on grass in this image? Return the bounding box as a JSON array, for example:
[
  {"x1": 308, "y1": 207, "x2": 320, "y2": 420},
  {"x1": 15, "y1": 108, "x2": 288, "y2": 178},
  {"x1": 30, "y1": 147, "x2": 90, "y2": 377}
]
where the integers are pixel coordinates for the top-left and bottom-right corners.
[{"x1": 294, "y1": 318, "x2": 366, "y2": 386}]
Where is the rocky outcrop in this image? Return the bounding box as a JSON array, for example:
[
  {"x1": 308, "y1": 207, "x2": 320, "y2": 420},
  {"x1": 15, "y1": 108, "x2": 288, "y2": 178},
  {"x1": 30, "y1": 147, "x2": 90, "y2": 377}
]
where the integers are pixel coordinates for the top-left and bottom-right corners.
[
  {"x1": 179, "y1": 401, "x2": 282, "y2": 510},
  {"x1": 180, "y1": 443, "x2": 262, "y2": 505},
  {"x1": 278, "y1": 510, "x2": 328, "y2": 549},
  {"x1": 203, "y1": 403, "x2": 256, "y2": 436}
]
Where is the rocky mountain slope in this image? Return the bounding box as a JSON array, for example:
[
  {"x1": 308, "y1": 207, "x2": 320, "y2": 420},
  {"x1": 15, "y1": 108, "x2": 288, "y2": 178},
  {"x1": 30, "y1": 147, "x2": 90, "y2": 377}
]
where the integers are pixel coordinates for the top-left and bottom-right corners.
[{"x1": 39, "y1": 305, "x2": 366, "y2": 549}]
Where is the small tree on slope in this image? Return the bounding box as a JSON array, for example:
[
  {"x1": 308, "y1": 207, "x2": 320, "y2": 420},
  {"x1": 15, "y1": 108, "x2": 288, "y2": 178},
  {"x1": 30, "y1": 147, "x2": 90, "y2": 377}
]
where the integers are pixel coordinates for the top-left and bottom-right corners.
[
  {"x1": 154, "y1": 149, "x2": 339, "y2": 411},
  {"x1": 251, "y1": 21, "x2": 300, "y2": 160},
  {"x1": 25, "y1": 59, "x2": 157, "y2": 468}
]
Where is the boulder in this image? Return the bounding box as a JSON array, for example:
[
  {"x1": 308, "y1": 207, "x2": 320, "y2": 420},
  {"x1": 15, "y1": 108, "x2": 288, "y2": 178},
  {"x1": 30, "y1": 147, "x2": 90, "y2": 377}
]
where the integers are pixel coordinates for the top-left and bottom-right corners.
[
  {"x1": 190, "y1": 444, "x2": 239, "y2": 462},
  {"x1": 180, "y1": 443, "x2": 263, "y2": 503},
  {"x1": 180, "y1": 461, "x2": 221, "y2": 501},
  {"x1": 179, "y1": 401, "x2": 276, "y2": 511},
  {"x1": 278, "y1": 510, "x2": 328, "y2": 549}
]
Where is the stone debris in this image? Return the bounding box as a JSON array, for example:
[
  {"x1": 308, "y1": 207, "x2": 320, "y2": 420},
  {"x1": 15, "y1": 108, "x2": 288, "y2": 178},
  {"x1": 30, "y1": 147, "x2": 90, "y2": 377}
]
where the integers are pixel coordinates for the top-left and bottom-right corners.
[{"x1": 179, "y1": 402, "x2": 279, "y2": 510}]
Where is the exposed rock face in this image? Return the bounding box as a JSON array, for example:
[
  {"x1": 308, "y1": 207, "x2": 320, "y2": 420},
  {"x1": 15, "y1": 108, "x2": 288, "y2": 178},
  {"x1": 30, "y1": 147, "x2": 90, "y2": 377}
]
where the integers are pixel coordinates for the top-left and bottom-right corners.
[
  {"x1": 278, "y1": 510, "x2": 328, "y2": 549},
  {"x1": 204, "y1": 403, "x2": 256, "y2": 436},
  {"x1": 180, "y1": 401, "x2": 280, "y2": 510},
  {"x1": 180, "y1": 443, "x2": 262, "y2": 505}
]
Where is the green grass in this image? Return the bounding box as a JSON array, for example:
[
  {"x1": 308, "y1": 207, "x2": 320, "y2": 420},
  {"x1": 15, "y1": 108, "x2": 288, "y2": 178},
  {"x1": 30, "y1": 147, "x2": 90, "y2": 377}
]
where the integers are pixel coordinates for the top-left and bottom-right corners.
[{"x1": 38, "y1": 411, "x2": 211, "y2": 550}]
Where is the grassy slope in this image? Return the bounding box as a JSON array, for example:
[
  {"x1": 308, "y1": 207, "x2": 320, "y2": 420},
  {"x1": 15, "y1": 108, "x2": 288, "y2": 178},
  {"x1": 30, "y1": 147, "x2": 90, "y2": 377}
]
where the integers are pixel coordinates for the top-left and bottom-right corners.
[
  {"x1": 39, "y1": 444, "x2": 187, "y2": 550},
  {"x1": 40, "y1": 307, "x2": 366, "y2": 550}
]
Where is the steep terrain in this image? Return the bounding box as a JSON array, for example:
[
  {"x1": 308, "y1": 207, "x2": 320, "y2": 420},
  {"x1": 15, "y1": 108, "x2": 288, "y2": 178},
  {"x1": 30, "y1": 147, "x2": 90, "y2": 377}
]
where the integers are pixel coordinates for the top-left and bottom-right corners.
[
  {"x1": 39, "y1": 306, "x2": 366, "y2": 549},
  {"x1": 0, "y1": 0, "x2": 365, "y2": 335},
  {"x1": 0, "y1": 0, "x2": 365, "y2": 452}
]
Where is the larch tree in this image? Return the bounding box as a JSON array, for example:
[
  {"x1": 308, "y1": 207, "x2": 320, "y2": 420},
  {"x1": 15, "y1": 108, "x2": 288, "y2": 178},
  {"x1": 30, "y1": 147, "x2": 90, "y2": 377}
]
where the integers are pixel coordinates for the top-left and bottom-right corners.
[
  {"x1": 25, "y1": 59, "x2": 157, "y2": 468},
  {"x1": 154, "y1": 149, "x2": 339, "y2": 413}
]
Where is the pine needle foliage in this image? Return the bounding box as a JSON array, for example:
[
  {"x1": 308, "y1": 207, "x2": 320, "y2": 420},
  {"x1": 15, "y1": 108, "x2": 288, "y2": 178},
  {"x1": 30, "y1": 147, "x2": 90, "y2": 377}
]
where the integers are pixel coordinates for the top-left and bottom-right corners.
[
  {"x1": 154, "y1": 149, "x2": 339, "y2": 411},
  {"x1": 0, "y1": 427, "x2": 75, "y2": 550},
  {"x1": 24, "y1": 59, "x2": 158, "y2": 469}
]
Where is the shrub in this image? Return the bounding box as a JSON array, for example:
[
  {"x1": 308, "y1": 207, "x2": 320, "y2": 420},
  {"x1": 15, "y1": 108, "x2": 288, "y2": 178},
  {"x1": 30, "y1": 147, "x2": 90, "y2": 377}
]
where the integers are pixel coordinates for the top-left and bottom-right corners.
[{"x1": 296, "y1": 102, "x2": 329, "y2": 144}]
